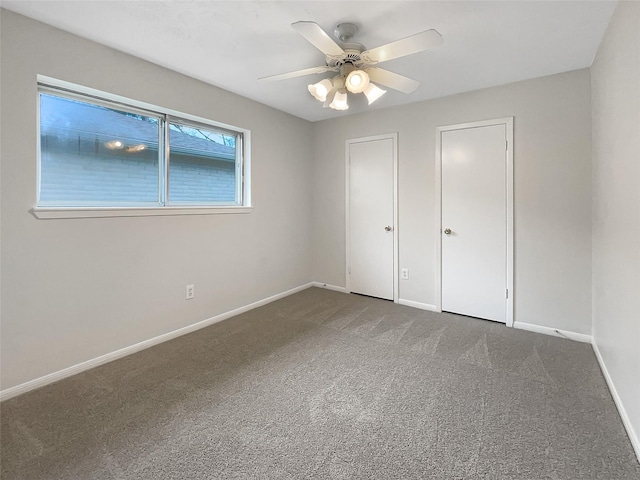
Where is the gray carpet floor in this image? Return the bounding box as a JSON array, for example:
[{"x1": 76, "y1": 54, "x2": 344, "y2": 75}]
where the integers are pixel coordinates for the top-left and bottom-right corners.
[{"x1": 1, "y1": 287, "x2": 639, "y2": 479}]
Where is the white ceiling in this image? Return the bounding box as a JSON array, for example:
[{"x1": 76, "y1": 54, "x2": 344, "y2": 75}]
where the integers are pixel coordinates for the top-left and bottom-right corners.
[{"x1": 2, "y1": 1, "x2": 615, "y2": 122}]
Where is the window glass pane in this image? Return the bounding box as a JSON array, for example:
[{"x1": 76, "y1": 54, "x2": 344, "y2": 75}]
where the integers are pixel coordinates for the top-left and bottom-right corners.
[
  {"x1": 168, "y1": 122, "x2": 238, "y2": 204},
  {"x1": 39, "y1": 93, "x2": 160, "y2": 205}
]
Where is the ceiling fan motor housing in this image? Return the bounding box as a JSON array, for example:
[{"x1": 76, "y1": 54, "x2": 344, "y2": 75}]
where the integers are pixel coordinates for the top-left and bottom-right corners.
[{"x1": 329, "y1": 23, "x2": 366, "y2": 68}]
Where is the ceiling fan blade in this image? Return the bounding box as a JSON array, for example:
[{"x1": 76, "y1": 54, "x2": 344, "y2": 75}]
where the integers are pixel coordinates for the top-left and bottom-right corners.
[
  {"x1": 365, "y1": 68, "x2": 421, "y2": 94},
  {"x1": 361, "y1": 29, "x2": 443, "y2": 64},
  {"x1": 291, "y1": 21, "x2": 345, "y2": 57},
  {"x1": 258, "y1": 66, "x2": 337, "y2": 82}
]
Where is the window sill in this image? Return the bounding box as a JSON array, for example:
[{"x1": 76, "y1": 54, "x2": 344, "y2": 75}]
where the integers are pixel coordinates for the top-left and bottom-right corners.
[{"x1": 32, "y1": 205, "x2": 253, "y2": 219}]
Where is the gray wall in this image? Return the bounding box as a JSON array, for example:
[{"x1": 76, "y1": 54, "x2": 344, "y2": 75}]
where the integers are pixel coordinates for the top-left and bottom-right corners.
[
  {"x1": 313, "y1": 69, "x2": 592, "y2": 335},
  {"x1": 591, "y1": 0, "x2": 640, "y2": 456},
  {"x1": 0, "y1": 10, "x2": 314, "y2": 390}
]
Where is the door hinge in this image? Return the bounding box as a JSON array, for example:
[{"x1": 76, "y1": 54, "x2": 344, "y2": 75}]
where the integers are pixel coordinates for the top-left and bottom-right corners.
[
  {"x1": 505, "y1": 140, "x2": 508, "y2": 150},
  {"x1": 505, "y1": 288, "x2": 509, "y2": 299}
]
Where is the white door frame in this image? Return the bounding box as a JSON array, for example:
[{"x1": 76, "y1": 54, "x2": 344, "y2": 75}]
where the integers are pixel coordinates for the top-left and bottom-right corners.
[
  {"x1": 345, "y1": 133, "x2": 399, "y2": 302},
  {"x1": 435, "y1": 118, "x2": 514, "y2": 326}
]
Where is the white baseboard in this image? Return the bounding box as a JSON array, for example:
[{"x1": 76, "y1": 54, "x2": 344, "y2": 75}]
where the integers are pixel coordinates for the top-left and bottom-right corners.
[
  {"x1": 312, "y1": 282, "x2": 347, "y2": 293},
  {"x1": 398, "y1": 299, "x2": 438, "y2": 312},
  {"x1": 513, "y1": 322, "x2": 592, "y2": 344},
  {"x1": 0, "y1": 282, "x2": 314, "y2": 402},
  {"x1": 592, "y1": 340, "x2": 640, "y2": 462}
]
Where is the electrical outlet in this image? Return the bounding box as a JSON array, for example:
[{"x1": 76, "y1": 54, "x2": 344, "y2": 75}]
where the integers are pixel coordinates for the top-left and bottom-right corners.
[
  {"x1": 185, "y1": 284, "x2": 195, "y2": 300},
  {"x1": 401, "y1": 268, "x2": 409, "y2": 280}
]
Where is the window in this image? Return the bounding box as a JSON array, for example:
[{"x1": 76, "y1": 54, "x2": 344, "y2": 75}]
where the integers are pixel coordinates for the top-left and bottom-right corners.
[{"x1": 36, "y1": 78, "x2": 250, "y2": 217}]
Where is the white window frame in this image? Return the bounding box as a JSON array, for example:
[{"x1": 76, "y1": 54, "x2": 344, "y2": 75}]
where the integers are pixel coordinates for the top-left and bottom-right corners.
[{"x1": 33, "y1": 75, "x2": 252, "y2": 219}]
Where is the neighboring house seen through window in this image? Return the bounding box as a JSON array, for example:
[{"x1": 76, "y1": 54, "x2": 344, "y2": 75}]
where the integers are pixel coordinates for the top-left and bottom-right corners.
[{"x1": 38, "y1": 81, "x2": 248, "y2": 210}]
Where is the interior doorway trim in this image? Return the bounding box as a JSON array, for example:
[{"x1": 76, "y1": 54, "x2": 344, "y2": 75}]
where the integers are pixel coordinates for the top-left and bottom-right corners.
[
  {"x1": 345, "y1": 133, "x2": 399, "y2": 302},
  {"x1": 435, "y1": 118, "x2": 514, "y2": 326}
]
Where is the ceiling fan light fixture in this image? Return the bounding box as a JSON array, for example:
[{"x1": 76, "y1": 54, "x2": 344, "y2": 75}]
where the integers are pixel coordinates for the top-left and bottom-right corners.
[
  {"x1": 345, "y1": 69, "x2": 370, "y2": 94},
  {"x1": 364, "y1": 83, "x2": 387, "y2": 105},
  {"x1": 329, "y1": 90, "x2": 349, "y2": 110},
  {"x1": 308, "y1": 78, "x2": 334, "y2": 101}
]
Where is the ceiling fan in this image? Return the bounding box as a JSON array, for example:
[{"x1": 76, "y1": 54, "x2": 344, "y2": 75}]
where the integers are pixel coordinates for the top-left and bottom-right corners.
[{"x1": 259, "y1": 21, "x2": 443, "y2": 111}]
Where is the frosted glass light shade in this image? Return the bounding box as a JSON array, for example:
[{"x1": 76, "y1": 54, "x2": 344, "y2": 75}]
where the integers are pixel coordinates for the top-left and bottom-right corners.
[
  {"x1": 322, "y1": 89, "x2": 338, "y2": 108},
  {"x1": 345, "y1": 70, "x2": 370, "y2": 94},
  {"x1": 363, "y1": 83, "x2": 387, "y2": 105},
  {"x1": 329, "y1": 90, "x2": 349, "y2": 110},
  {"x1": 308, "y1": 79, "x2": 334, "y2": 101}
]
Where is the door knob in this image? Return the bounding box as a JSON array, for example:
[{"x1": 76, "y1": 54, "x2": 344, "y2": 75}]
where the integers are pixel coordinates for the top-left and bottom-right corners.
[
  {"x1": 444, "y1": 228, "x2": 452, "y2": 235},
  {"x1": 385, "y1": 226, "x2": 393, "y2": 232}
]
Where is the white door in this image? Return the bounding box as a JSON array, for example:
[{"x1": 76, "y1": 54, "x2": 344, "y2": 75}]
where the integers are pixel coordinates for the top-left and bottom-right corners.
[
  {"x1": 440, "y1": 121, "x2": 511, "y2": 323},
  {"x1": 347, "y1": 136, "x2": 396, "y2": 300}
]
